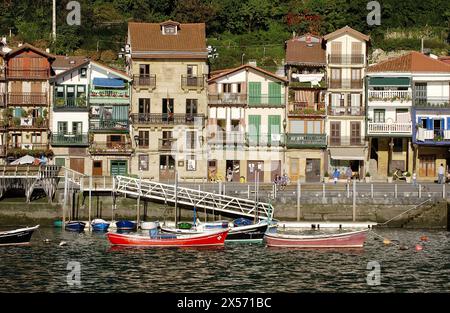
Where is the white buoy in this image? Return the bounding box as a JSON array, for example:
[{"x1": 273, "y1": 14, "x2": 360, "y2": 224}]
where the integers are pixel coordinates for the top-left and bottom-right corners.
[
  {"x1": 43, "y1": 239, "x2": 51, "y2": 243},
  {"x1": 59, "y1": 241, "x2": 67, "y2": 246}
]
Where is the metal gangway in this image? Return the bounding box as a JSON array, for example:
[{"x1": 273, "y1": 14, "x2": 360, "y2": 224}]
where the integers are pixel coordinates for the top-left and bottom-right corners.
[{"x1": 113, "y1": 175, "x2": 275, "y2": 220}]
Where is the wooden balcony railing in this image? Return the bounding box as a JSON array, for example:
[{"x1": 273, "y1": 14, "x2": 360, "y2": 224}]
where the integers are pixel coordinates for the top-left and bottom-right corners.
[
  {"x1": 288, "y1": 102, "x2": 325, "y2": 116},
  {"x1": 51, "y1": 133, "x2": 89, "y2": 146},
  {"x1": 7, "y1": 68, "x2": 50, "y2": 79},
  {"x1": 8, "y1": 92, "x2": 47, "y2": 105},
  {"x1": 181, "y1": 75, "x2": 204, "y2": 89},
  {"x1": 327, "y1": 106, "x2": 365, "y2": 116},
  {"x1": 89, "y1": 142, "x2": 133, "y2": 154},
  {"x1": 0, "y1": 93, "x2": 5, "y2": 107},
  {"x1": 130, "y1": 113, "x2": 205, "y2": 125},
  {"x1": 328, "y1": 54, "x2": 365, "y2": 65},
  {"x1": 286, "y1": 133, "x2": 327, "y2": 148},
  {"x1": 9, "y1": 117, "x2": 48, "y2": 129},
  {"x1": 368, "y1": 90, "x2": 412, "y2": 102},
  {"x1": 133, "y1": 75, "x2": 156, "y2": 88},
  {"x1": 328, "y1": 79, "x2": 363, "y2": 89},
  {"x1": 208, "y1": 93, "x2": 247, "y2": 105}
]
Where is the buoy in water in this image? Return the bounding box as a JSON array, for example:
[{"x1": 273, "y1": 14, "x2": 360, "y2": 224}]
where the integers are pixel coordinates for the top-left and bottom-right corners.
[
  {"x1": 420, "y1": 236, "x2": 428, "y2": 242},
  {"x1": 43, "y1": 239, "x2": 51, "y2": 243},
  {"x1": 415, "y1": 244, "x2": 423, "y2": 251},
  {"x1": 59, "y1": 241, "x2": 67, "y2": 246},
  {"x1": 399, "y1": 245, "x2": 408, "y2": 250},
  {"x1": 383, "y1": 238, "x2": 391, "y2": 245}
]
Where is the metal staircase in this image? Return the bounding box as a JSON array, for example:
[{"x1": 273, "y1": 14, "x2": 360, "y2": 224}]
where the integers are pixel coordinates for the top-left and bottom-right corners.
[{"x1": 113, "y1": 175, "x2": 275, "y2": 220}]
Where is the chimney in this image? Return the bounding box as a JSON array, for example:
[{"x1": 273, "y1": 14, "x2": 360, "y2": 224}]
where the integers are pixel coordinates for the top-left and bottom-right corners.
[
  {"x1": 45, "y1": 48, "x2": 50, "y2": 53},
  {"x1": 248, "y1": 60, "x2": 257, "y2": 67}
]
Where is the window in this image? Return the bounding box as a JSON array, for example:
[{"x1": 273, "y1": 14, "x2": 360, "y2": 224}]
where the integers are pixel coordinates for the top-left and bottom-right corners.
[
  {"x1": 393, "y1": 138, "x2": 403, "y2": 153},
  {"x1": 186, "y1": 155, "x2": 196, "y2": 171},
  {"x1": 139, "y1": 98, "x2": 151, "y2": 114},
  {"x1": 138, "y1": 155, "x2": 149, "y2": 171},
  {"x1": 31, "y1": 132, "x2": 41, "y2": 143},
  {"x1": 160, "y1": 155, "x2": 175, "y2": 170},
  {"x1": 331, "y1": 68, "x2": 341, "y2": 80},
  {"x1": 77, "y1": 85, "x2": 85, "y2": 97},
  {"x1": 139, "y1": 64, "x2": 150, "y2": 76},
  {"x1": 56, "y1": 86, "x2": 64, "y2": 98},
  {"x1": 79, "y1": 68, "x2": 87, "y2": 78},
  {"x1": 187, "y1": 65, "x2": 197, "y2": 77},
  {"x1": 163, "y1": 25, "x2": 177, "y2": 35},
  {"x1": 72, "y1": 122, "x2": 82, "y2": 134},
  {"x1": 374, "y1": 109, "x2": 385, "y2": 123},
  {"x1": 138, "y1": 131, "x2": 149, "y2": 148},
  {"x1": 58, "y1": 121, "x2": 68, "y2": 134},
  {"x1": 186, "y1": 131, "x2": 197, "y2": 149},
  {"x1": 186, "y1": 99, "x2": 198, "y2": 115},
  {"x1": 351, "y1": 69, "x2": 361, "y2": 80},
  {"x1": 236, "y1": 83, "x2": 242, "y2": 93},
  {"x1": 55, "y1": 158, "x2": 65, "y2": 167},
  {"x1": 223, "y1": 83, "x2": 232, "y2": 93}
]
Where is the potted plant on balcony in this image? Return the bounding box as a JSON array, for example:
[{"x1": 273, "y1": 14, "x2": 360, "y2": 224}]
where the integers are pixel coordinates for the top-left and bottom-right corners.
[
  {"x1": 405, "y1": 172, "x2": 411, "y2": 183},
  {"x1": 365, "y1": 172, "x2": 371, "y2": 183},
  {"x1": 323, "y1": 171, "x2": 329, "y2": 183},
  {"x1": 387, "y1": 172, "x2": 393, "y2": 183},
  {"x1": 43, "y1": 109, "x2": 48, "y2": 119},
  {"x1": 12, "y1": 117, "x2": 20, "y2": 127},
  {"x1": 35, "y1": 116, "x2": 44, "y2": 127}
]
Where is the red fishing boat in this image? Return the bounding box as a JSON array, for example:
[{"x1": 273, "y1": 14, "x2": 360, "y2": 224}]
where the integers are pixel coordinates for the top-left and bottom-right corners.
[
  {"x1": 264, "y1": 229, "x2": 369, "y2": 248},
  {"x1": 106, "y1": 228, "x2": 229, "y2": 247}
]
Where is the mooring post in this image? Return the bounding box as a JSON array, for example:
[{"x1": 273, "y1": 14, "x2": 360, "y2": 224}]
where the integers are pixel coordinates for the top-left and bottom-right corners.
[
  {"x1": 443, "y1": 184, "x2": 446, "y2": 199},
  {"x1": 347, "y1": 183, "x2": 350, "y2": 198},
  {"x1": 352, "y1": 179, "x2": 356, "y2": 222},
  {"x1": 371, "y1": 183, "x2": 374, "y2": 198},
  {"x1": 111, "y1": 176, "x2": 115, "y2": 224},
  {"x1": 395, "y1": 184, "x2": 398, "y2": 198},
  {"x1": 137, "y1": 173, "x2": 141, "y2": 227},
  {"x1": 63, "y1": 170, "x2": 68, "y2": 227},
  {"x1": 296, "y1": 180, "x2": 301, "y2": 221},
  {"x1": 247, "y1": 185, "x2": 250, "y2": 199},
  {"x1": 419, "y1": 184, "x2": 422, "y2": 198},
  {"x1": 88, "y1": 175, "x2": 92, "y2": 231},
  {"x1": 322, "y1": 183, "x2": 325, "y2": 199}
]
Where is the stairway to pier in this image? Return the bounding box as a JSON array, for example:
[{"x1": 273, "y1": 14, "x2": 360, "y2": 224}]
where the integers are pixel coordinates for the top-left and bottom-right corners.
[{"x1": 113, "y1": 175, "x2": 275, "y2": 220}]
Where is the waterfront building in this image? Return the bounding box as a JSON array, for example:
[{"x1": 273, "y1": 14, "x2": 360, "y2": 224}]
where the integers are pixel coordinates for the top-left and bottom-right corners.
[
  {"x1": 207, "y1": 64, "x2": 287, "y2": 183},
  {"x1": 2, "y1": 44, "x2": 54, "y2": 163},
  {"x1": 284, "y1": 34, "x2": 327, "y2": 182},
  {"x1": 127, "y1": 20, "x2": 208, "y2": 182},
  {"x1": 0, "y1": 49, "x2": 6, "y2": 160},
  {"x1": 323, "y1": 26, "x2": 370, "y2": 179}
]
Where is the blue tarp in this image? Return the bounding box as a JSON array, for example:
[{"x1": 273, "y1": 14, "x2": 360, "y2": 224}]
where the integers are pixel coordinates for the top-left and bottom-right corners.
[{"x1": 93, "y1": 77, "x2": 125, "y2": 88}]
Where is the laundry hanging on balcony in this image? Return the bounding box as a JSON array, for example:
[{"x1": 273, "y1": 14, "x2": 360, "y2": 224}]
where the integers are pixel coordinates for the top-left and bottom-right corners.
[{"x1": 92, "y1": 78, "x2": 125, "y2": 88}]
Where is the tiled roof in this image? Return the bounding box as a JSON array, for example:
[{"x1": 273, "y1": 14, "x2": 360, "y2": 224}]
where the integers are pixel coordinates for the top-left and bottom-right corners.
[
  {"x1": 4, "y1": 43, "x2": 55, "y2": 60},
  {"x1": 52, "y1": 55, "x2": 90, "y2": 70},
  {"x1": 208, "y1": 64, "x2": 288, "y2": 83},
  {"x1": 368, "y1": 51, "x2": 450, "y2": 73},
  {"x1": 285, "y1": 35, "x2": 325, "y2": 66},
  {"x1": 128, "y1": 21, "x2": 207, "y2": 59},
  {"x1": 90, "y1": 60, "x2": 131, "y2": 81},
  {"x1": 439, "y1": 56, "x2": 450, "y2": 65},
  {"x1": 323, "y1": 26, "x2": 370, "y2": 42}
]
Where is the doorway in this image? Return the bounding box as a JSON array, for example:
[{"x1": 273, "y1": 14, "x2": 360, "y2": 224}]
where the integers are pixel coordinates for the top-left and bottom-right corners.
[
  {"x1": 92, "y1": 160, "x2": 102, "y2": 176},
  {"x1": 419, "y1": 155, "x2": 436, "y2": 177},
  {"x1": 70, "y1": 158, "x2": 85, "y2": 174},
  {"x1": 306, "y1": 159, "x2": 321, "y2": 182},
  {"x1": 226, "y1": 160, "x2": 240, "y2": 182},
  {"x1": 247, "y1": 161, "x2": 264, "y2": 183}
]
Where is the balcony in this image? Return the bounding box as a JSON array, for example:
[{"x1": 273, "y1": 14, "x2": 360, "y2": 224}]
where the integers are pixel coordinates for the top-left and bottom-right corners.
[
  {"x1": 328, "y1": 106, "x2": 365, "y2": 116},
  {"x1": 208, "y1": 93, "x2": 247, "y2": 106},
  {"x1": 207, "y1": 131, "x2": 246, "y2": 147},
  {"x1": 8, "y1": 143, "x2": 49, "y2": 151},
  {"x1": 328, "y1": 136, "x2": 365, "y2": 146},
  {"x1": 327, "y1": 54, "x2": 365, "y2": 65},
  {"x1": 328, "y1": 79, "x2": 363, "y2": 89},
  {"x1": 286, "y1": 133, "x2": 327, "y2": 148},
  {"x1": 133, "y1": 75, "x2": 156, "y2": 89},
  {"x1": 8, "y1": 92, "x2": 47, "y2": 106},
  {"x1": 181, "y1": 75, "x2": 204, "y2": 89},
  {"x1": 0, "y1": 145, "x2": 5, "y2": 156},
  {"x1": 51, "y1": 133, "x2": 89, "y2": 146},
  {"x1": 54, "y1": 97, "x2": 88, "y2": 111},
  {"x1": 367, "y1": 122, "x2": 412, "y2": 135},
  {"x1": 89, "y1": 119, "x2": 129, "y2": 132},
  {"x1": 158, "y1": 138, "x2": 177, "y2": 151},
  {"x1": 130, "y1": 113, "x2": 205, "y2": 126},
  {"x1": 0, "y1": 93, "x2": 5, "y2": 107},
  {"x1": 7, "y1": 68, "x2": 50, "y2": 80},
  {"x1": 89, "y1": 142, "x2": 133, "y2": 155},
  {"x1": 415, "y1": 128, "x2": 450, "y2": 145},
  {"x1": 248, "y1": 94, "x2": 285, "y2": 107},
  {"x1": 90, "y1": 89, "x2": 130, "y2": 104},
  {"x1": 246, "y1": 133, "x2": 284, "y2": 147},
  {"x1": 0, "y1": 119, "x2": 7, "y2": 131},
  {"x1": 288, "y1": 102, "x2": 325, "y2": 116},
  {"x1": 414, "y1": 97, "x2": 450, "y2": 108},
  {"x1": 368, "y1": 90, "x2": 412, "y2": 104},
  {"x1": 9, "y1": 117, "x2": 48, "y2": 129}
]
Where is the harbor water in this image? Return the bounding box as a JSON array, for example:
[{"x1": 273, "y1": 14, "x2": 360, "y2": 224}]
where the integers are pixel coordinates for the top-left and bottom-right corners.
[{"x1": 0, "y1": 226, "x2": 449, "y2": 292}]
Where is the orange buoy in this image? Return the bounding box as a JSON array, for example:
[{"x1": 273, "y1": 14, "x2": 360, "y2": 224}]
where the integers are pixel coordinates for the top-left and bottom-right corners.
[
  {"x1": 383, "y1": 239, "x2": 391, "y2": 245},
  {"x1": 420, "y1": 236, "x2": 428, "y2": 242},
  {"x1": 415, "y1": 244, "x2": 423, "y2": 251}
]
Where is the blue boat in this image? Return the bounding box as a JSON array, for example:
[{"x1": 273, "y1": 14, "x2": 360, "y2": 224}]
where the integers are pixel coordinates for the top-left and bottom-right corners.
[
  {"x1": 91, "y1": 219, "x2": 110, "y2": 232},
  {"x1": 65, "y1": 221, "x2": 86, "y2": 232},
  {"x1": 115, "y1": 220, "x2": 136, "y2": 231}
]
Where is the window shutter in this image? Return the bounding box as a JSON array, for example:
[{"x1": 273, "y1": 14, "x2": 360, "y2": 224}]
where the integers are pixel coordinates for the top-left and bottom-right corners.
[
  {"x1": 268, "y1": 82, "x2": 282, "y2": 105},
  {"x1": 268, "y1": 115, "x2": 281, "y2": 144},
  {"x1": 248, "y1": 82, "x2": 261, "y2": 105},
  {"x1": 426, "y1": 118, "x2": 433, "y2": 130},
  {"x1": 447, "y1": 117, "x2": 450, "y2": 130},
  {"x1": 248, "y1": 115, "x2": 261, "y2": 145}
]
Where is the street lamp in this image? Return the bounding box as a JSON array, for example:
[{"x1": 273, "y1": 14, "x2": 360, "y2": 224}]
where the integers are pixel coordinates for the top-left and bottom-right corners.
[{"x1": 241, "y1": 53, "x2": 245, "y2": 65}]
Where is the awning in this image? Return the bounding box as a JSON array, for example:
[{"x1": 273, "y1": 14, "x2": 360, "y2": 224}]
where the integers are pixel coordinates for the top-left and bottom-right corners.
[
  {"x1": 329, "y1": 147, "x2": 365, "y2": 161},
  {"x1": 369, "y1": 77, "x2": 410, "y2": 87},
  {"x1": 92, "y1": 78, "x2": 125, "y2": 88}
]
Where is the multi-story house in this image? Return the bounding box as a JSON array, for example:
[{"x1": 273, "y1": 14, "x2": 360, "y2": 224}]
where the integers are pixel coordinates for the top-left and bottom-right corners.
[
  {"x1": 127, "y1": 20, "x2": 208, "y2": 182},
  {"x1": 323, "y1": 26, "x2": 370, "y2": 178},
  {"x1": 2, "y1": 44, "x2": 54, "y2": 162},
  {"x1": 409, "y1": 53, "x2": 450, "y2": 180},
  {"x1": 207, "y1": 64, "x2": 287, "y2": 183},
  {"x1": 0, "y1": 50, "x2": 6, "y2": 160},
  {"x1": 284, "y1": 34, "x2": 327, "y2": 182}
]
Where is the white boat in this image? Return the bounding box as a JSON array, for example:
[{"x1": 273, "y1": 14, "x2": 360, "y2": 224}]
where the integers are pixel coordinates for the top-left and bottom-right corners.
[{"x1": 140, "y1": 221, "x2": 159, "y2": 230}]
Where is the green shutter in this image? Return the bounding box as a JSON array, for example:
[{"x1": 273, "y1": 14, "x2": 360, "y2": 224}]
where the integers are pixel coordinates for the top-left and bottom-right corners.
[
  {"x1": 248, "y1": 82, "x2": 261, "y2": 106},
  {"x1": 111, "y1": 160, "x2": 128, "y2": 176},
  {"x1": 55, "y1": 158, "x2": 65, "y2": 167},
  {"x1": 112, "y1": 105, "x2": 128, "y2": 121},
  {"x1": 268, "y1": 115, "x2": 281, "y2": 144},
  {"x1": 248, "y1": 115, "x2": 261, "y2": 145},
  {"x1": 268, "y1": 82, "x2": 282, "y2": 105}
]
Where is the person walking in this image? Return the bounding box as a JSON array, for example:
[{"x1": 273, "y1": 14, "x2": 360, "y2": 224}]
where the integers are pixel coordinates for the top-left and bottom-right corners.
[
  {"x1": 345, "y1": 166, "x2": 352, "y2": 184},
  {"x1": 226, "y1": 167, "x2": 233, "y2": 182},
  {"x1": 333, "y1": 168, "x2": 340, "y2": 184},
  {"x1": 438, "y1": 164, "x2": 445, "y2": 184},
  {"x1": 412, "y1": 171, "x2": 417, "y2": 186}
]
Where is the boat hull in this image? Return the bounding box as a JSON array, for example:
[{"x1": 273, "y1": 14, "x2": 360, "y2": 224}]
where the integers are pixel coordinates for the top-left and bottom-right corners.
[
  {"x1": 107, "y1": 229, "x2": 229, "y2": 247},
  {"x1": 65, "y1": 222, "x2": 86, "y2": 232},
  {"x1": 0, "y1": 225, "x2": 39, "y2": 246},
  {"x1": 116, "y1": 220, "x2": 137, "y2": 231},
  {"x1": 264, "y1": 229, "x2": 369, "y2": 248},
  {"x1": 92, "y1": 223, "x2": 110, "y2": 232}
]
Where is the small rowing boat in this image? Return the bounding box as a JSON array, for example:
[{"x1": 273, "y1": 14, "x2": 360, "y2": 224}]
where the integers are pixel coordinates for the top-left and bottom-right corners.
[
  {"x1": 106, "y1": 228, "x2": 229, "y2": 247},
  {"x1": 91, "y1": 219, "x2": 110, "y2": 232},
  {"x1": 264, "y1": 229, "x2": 369, "y2": 248},
  {"x1": 65, "y1": 221, "x2": 86, "y2": 232},
  {"x1": 115, "y1": 220, "x2": 137, "y2": 231},
  {"x1": 0, "y1": 225, "x2": 40, "y2": 246}
]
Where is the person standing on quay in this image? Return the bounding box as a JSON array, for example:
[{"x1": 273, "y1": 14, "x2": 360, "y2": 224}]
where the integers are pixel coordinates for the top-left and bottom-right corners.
[{"x1": 438, "y1": 164, "x2": 445, "y2": 184}]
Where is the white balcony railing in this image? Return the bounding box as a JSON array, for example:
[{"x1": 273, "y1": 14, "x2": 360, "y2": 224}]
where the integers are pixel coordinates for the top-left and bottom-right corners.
[
  {"x1": 368, "y1": 122, "x2": 412, "y2": 134},
  {"x1": 368, "y1": 90, "x2": 412, "y2": 101},
  {"x1": 445, "y1": 130, "x2": 450, "y2": 140},
  {"x1": 416, "y1": 128, "x2": 434, "y2": 141}
]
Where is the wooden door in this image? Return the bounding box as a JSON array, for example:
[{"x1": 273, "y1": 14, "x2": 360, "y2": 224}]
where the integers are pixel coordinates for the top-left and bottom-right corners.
[
  {"x1": 419, "y1": 156, "x2": 435, "y2": 177},
  {"x1": 247, "y1": 161, "x2": 264, "y2": 183},
  {"x1": 306, "y1": 159, "x2": 321, "y2": 182},
  {"x1": 92, "y1": 160, "x2": 102, "y2": 176},
  {"x1": 70, "y1": 158, "x2": 85, "y2": 174},
  {"x1": 330, "y1": 122, "x2": 341, "y2": 145},
  {"x1": 270, "y1": 160, "x2": 281, "y2": 183}
]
